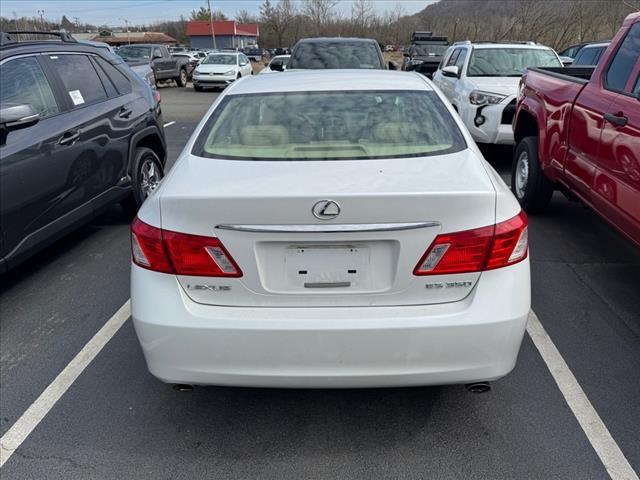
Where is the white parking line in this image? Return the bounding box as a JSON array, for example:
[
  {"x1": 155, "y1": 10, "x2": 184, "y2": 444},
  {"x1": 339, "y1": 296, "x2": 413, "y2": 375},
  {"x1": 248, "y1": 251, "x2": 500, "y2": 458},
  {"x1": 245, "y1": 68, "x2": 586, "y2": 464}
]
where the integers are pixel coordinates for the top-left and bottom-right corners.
[
  {"x1": 0, "y1": 304, "x2": 636, "y2": 478},
  {"x1": 527, "y1": 311, "x2": 638, "y2": 480},
  {"x1": 163, "y1": 121, "x2": 176, "y2": 128},
  {"x1": 0, "y1": 301, "x2": 131, "y2": 468}
]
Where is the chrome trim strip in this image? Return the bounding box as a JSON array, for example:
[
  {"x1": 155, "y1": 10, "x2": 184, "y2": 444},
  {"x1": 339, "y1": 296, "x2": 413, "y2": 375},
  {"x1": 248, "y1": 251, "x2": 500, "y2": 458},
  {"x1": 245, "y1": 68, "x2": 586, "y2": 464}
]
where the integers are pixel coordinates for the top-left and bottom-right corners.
[{"x1": 215, "y1": 222, "x2": 440, "y2": 233}]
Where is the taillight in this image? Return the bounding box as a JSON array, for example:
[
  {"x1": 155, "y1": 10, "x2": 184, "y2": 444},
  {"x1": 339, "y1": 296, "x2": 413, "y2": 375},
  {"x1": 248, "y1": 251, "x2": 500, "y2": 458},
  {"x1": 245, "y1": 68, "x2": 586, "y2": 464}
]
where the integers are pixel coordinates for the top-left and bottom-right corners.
[
  {"x1": 485, "y1": 211, "x2": 528, "y2": 269},
  {"x1": 131, "y1": 218, "x2": 242, "y2": 277},
  {"x1": 414, "y1": 211, "x2": 528, "y2": 275},
  {"x1": 153, "y1": 90, "x2": 161, "y2": 104},
  {"x1": 131, "y1": 218, "x2": 173, "y2": 274}
]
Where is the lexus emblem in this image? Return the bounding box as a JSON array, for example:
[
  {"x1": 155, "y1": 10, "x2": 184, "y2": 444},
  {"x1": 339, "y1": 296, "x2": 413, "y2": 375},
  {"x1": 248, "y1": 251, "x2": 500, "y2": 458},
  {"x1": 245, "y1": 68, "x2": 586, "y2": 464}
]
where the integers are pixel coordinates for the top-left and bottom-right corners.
[{"x1": 312, "y1": 200, "x2": 341, "y2": 220}]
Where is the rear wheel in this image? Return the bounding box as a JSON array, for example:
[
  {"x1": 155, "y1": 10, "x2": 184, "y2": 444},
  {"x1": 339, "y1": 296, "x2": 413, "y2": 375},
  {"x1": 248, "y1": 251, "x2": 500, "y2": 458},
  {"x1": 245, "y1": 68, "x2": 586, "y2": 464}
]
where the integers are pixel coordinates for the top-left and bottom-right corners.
[
  {"x1": 121, "y1": 147, "x2": 164, "y2": 216},
  {"x1": 511, "y1": 136, "x2": 553, "y2": 213},
  {"x1": 175, "y1": 68, "x2": 187, "y2": 87}
]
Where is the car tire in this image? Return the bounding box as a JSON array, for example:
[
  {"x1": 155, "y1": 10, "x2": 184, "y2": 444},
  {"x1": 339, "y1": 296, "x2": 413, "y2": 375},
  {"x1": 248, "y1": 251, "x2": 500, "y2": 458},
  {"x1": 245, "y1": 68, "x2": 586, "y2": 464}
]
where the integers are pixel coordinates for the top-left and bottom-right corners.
[
  {"x1": 121, "y1": 147, "x2": 164, "y2": 216},
  {"x1": 237, "y1": 73, "x2": 242, "y2": 79},
  {"x1": 511, "y1": 136, "x2": 553, "y2": 214},
  {"x1": 176, "y1": 68, "x2": 188, "y2": 87},
  {"x1": 194, "y1": 84, "x2": 203, "y2": 92}
]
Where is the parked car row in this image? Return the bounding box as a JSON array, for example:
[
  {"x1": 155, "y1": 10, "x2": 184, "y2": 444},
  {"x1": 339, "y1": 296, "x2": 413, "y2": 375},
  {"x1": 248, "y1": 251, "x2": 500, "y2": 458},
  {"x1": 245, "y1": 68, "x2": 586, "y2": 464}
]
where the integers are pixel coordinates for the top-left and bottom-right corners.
[{"x1": 2, "y1": 12, "x2": 638, "y2": 395}]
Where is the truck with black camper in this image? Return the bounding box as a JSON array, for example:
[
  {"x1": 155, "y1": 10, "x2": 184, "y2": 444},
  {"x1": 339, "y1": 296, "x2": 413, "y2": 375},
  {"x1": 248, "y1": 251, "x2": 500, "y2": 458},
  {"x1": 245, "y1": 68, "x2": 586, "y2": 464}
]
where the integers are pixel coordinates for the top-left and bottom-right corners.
[{"x1": 403, "y1": 31, "x2": 449, "y2": 78}]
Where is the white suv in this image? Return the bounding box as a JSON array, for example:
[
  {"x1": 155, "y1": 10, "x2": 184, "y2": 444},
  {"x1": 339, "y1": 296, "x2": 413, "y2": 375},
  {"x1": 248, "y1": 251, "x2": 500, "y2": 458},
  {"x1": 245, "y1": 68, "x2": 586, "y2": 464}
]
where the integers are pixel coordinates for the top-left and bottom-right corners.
[{"x1": 432, "y1": 42, "x2": 562, "y2": 145}]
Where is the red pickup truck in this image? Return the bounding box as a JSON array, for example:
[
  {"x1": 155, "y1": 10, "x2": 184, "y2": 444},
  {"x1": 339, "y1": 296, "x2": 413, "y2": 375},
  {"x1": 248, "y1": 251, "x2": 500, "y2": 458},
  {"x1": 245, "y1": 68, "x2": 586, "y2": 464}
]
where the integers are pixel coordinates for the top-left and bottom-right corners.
[{"x1": 512, "y1": 12, "x2": 640, "y2": 246}]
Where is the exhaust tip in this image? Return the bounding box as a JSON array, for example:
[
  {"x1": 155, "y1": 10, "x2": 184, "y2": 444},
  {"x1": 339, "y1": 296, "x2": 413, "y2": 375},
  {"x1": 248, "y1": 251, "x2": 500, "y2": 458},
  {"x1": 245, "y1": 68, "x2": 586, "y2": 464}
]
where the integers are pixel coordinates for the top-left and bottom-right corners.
[
  {"x1": 172, "y1": 384, "x2": 194, "y2": 392},
  {"x1": 465, "y1": 382, "x2": 491, "y2": 393}
]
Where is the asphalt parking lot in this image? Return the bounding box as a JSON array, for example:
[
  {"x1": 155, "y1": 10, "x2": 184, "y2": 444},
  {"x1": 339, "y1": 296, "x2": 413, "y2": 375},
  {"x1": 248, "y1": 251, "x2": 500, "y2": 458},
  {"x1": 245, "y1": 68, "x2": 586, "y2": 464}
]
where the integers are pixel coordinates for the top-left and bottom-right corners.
[{"x1": 1, "y1": 84, "x2": 639, "y2": 480}]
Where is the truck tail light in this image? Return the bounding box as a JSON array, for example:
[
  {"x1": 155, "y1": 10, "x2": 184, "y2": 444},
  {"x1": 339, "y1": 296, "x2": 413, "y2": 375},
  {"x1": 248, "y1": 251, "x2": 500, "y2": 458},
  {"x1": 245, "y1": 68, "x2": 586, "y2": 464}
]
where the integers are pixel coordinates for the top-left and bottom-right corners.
[
  {"x1": 414, "y1": 211, "x2": 528, "y2": 275},
  {"x1": 131, "y1": 217, "x2": 242, "y2": 277}
]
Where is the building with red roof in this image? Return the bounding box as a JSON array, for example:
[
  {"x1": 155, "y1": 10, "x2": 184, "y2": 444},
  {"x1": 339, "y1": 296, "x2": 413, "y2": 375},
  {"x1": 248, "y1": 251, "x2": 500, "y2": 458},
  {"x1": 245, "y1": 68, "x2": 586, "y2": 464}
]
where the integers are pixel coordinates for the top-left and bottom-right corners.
[{"x1": 186, "y1": 21, "x2": 259, "y2": 49}]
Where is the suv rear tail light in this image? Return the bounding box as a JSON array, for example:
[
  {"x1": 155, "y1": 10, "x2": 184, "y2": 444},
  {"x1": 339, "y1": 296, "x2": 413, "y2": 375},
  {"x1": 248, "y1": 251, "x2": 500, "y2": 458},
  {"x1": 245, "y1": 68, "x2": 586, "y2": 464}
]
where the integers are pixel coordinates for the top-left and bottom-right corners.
[
  {"x1": 131, "y1": 217, "x2": 242, "y2": 277},
  {"x1": 414, "y1": 211, "x2": 528, "y2": 275}
]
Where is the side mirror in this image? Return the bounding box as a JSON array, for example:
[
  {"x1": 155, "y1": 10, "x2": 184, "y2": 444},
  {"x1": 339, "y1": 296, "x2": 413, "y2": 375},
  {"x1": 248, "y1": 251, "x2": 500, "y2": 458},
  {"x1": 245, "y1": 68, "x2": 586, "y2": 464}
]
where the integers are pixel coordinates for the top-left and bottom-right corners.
[
  {"x1": 239, "y1": 61, "x2": 248, "y2": 66},
  {"x1": 388, "y1": 61, "x2": 398, "y2": 71},
  {"x1": 270, "y1": 62, "x2": 284, "y2": 72},
  {"x1": 0, "y1": 103, "x2": 39, "y2": 144},
  {"x1": 559, "y1": 56, "x2": 573, "y2": 66},
  {"x1": 441, "y1": 65, "x2": 460, "y2": 78},
  {"x1": 153, "y1": 52, "x2": 163, "y2": 60}
]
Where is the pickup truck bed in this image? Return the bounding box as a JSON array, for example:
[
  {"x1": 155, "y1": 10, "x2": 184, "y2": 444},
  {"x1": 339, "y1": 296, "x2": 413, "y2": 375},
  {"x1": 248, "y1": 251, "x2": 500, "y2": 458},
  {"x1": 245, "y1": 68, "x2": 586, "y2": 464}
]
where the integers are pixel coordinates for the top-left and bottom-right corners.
[{"x1": 528, "y1": 66, "x2": 595, "y2": 82}]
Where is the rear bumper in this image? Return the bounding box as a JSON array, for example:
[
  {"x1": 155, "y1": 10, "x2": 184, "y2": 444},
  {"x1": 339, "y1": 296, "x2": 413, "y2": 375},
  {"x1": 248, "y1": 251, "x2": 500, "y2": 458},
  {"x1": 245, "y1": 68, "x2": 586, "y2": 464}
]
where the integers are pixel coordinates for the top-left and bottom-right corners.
[{"x1": 131, "y1": 260, "x2": 530, "y2": 388}]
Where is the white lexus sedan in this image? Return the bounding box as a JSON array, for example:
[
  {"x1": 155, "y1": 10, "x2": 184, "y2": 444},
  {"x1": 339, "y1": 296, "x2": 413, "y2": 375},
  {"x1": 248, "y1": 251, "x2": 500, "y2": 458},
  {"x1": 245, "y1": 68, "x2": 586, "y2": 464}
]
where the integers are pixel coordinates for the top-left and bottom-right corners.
[{"x1": 131, "y1": 70, "x2": 530, "y2": 390}]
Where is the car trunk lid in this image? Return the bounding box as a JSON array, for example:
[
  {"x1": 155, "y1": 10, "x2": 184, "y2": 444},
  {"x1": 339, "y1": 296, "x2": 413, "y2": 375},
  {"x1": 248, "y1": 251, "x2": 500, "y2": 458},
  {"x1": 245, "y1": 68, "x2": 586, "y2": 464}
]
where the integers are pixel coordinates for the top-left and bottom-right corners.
[{"x1": 159, "y1": 149, "x2": 496, "y2": 307}]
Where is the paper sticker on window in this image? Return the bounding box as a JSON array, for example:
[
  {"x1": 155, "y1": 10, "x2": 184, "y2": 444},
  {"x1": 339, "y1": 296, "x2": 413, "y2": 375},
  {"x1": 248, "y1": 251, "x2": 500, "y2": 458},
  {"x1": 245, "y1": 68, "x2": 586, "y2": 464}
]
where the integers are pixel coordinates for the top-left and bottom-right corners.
[{"x1": 69, "y1": 90, "x2": 85, "y2": 106}]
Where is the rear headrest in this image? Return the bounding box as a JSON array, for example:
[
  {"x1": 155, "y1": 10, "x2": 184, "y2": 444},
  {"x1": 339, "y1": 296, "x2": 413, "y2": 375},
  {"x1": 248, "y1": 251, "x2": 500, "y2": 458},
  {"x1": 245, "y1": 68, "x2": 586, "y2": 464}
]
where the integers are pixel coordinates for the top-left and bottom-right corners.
[
  {"x1": 373, "y1": 123, "x2": 419, "y2": 143},
  {"x1": 240, "y1": 125, "x2": 289, "y2": 146}
]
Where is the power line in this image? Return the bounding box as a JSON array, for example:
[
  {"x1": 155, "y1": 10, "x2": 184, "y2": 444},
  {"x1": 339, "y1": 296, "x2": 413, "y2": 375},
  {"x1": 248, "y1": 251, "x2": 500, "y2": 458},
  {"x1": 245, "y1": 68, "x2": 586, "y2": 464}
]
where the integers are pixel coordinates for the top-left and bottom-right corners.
[{"x1": 4, "y1": 0, "x2": 172, "y2": 17}]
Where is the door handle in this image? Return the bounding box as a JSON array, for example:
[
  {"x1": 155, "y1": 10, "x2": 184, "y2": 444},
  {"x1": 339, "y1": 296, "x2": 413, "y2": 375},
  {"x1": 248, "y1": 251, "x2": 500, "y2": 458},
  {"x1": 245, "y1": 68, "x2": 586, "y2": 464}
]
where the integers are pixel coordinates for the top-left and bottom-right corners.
[
  {"x1": 118, "y1": 107, "x2": 133, "y2": 119},
  {"x1": 603, "y1": 112, "x2": 628, "y2": 127},
  {"x1": 58, "y1": 130, "x2": 79, "y2": 146}
]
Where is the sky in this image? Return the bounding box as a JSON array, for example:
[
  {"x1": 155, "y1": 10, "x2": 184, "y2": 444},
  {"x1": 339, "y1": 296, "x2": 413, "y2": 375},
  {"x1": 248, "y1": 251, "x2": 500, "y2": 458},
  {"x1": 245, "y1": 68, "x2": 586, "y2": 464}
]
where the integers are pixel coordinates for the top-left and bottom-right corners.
[{"x1": 0, "y1": 0, "x2": 432, "y2": 27}]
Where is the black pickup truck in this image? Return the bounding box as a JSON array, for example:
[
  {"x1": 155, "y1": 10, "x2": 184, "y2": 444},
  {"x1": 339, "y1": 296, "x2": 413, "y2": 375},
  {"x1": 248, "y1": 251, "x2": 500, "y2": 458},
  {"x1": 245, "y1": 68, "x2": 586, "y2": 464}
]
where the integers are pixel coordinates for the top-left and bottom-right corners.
[{"x1": 118, "y1": 44, "x2": 190, "y2": 87}]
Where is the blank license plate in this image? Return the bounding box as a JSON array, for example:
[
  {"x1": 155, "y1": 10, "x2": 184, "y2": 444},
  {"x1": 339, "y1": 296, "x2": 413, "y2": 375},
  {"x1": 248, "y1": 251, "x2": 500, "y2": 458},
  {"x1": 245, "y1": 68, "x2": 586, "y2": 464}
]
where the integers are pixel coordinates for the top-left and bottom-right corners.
[{"x1": 285, "y1": 245, "x2": 369, "y2": 289}]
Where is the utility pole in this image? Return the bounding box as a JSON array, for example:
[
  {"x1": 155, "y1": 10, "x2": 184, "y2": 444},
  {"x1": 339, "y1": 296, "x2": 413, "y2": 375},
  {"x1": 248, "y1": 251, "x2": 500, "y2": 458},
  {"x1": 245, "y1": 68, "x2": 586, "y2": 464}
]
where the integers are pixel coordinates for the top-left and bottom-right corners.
[
  {"x1": 125, "y1": 19, "x2": 130, "y2": 45},
  {"x1": 12, "y1": 11, "x2": 18, "y2": 31},
  {"x1": 73, "y1": 17, "x2": 80, "y2": 32},
  {"x1": 37, "y1": 10, "x2": 45, "y2": 29},
  {"x1": 207, "y1": 0, "x2": 217, "y2": 49}
]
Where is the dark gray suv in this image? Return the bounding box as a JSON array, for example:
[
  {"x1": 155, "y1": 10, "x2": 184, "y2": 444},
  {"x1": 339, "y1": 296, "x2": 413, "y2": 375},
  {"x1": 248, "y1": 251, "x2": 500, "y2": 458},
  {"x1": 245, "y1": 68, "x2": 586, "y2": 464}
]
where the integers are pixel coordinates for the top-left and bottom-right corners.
[
  {"x1": 0, "y1": 31, "x2": 167, "y2": 272},
  {"x1": 288, "y1": 37, "x2": 386, "y2": 70}
]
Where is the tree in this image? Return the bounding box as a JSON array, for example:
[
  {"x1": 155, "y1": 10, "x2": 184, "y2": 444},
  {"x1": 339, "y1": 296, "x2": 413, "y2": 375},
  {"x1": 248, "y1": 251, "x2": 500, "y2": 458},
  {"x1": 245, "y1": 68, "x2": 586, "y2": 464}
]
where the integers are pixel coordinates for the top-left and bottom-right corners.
[
  {"x1": 235, "y1": 9, "x2": 257, "y2": 24},
  {"x1": 351, "y1": 0, "x2": 374, "y2": 35},
  {"x1": 190, "y1": 7, "x2": 228, "y2": 21},
  {"x1": 260, "y1": 0, "x2": 295, "y2": 47},
  {"x1": 302, "y1": 0, "x2": 338, "y2": 35}
]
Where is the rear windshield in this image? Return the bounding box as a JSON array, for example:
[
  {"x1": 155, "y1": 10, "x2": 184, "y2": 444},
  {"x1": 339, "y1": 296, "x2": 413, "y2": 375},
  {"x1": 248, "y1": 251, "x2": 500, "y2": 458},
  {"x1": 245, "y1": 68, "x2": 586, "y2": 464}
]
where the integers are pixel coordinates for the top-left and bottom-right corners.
[
  {"x1": 467, "y1": 48, "x2": 561, "y2": 76},
  {"x1": 573, "y1": 46, "x2": 606, "y2": 66},
  {"x1": 411, "y1": 44, "x2": 448, "y2": 56},
  {"x1": 191, "y1": 90, "x2": 466, "y2": 161},
  {"x1": 203, "y1": 54, "x2": 237, "y2": 65},
  {"x1": 118, "y1": 46, "x2": 151, "y2": 60},
  {"x1": 289, "y1": 41, "x2": 383, "y2": 69}
]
